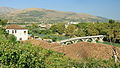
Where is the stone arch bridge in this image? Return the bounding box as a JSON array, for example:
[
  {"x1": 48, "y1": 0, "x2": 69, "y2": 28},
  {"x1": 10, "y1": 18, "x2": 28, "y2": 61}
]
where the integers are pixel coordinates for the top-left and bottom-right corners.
[{"x1": 57, "y1": 35, "x2": 106, "y2": 45}]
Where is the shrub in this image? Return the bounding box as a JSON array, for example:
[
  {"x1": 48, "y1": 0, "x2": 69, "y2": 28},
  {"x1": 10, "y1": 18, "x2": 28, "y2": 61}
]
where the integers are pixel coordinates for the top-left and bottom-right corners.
[
  {"x1": 7, "y1": 34, "x2": 17, "y2": 43},
  {"x1": 0, "y1": 41, "x2": 73, "y2": 68}
]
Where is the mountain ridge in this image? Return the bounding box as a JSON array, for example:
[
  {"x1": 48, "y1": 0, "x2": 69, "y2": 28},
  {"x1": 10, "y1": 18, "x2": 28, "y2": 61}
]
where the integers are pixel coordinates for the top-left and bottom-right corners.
[
  {"x1": 0, "y1": 7, "x2": 109, "y2": 23},
  {"x1": 0, "y1": 7, "x2": 18, "y2": 13}
]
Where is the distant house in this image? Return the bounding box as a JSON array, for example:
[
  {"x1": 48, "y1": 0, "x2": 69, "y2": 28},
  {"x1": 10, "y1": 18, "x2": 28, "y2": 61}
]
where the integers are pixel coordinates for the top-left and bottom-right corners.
[
  {"x1": 65, "y1": 22, "x2": 80, "y2": 28},
  {"x1": 38, "y1": 24, "x2": 52, "y2": 29},
  {"x1": 67, "y1": 22, "x2": 79, "y2": 25},
  {"x1": 5, "y1": 24, "x2": 28, "y2": 41}
]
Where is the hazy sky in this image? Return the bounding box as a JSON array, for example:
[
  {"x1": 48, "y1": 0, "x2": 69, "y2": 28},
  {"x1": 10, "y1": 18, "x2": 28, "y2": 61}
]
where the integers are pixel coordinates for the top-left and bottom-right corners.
[{"x1": 0, "y1": 0, "x2": 120, "y2": 20}]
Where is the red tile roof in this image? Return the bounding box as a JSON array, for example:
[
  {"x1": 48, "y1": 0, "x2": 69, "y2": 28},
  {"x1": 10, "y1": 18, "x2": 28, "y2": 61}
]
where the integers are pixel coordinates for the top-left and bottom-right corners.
[{"x1": 5, "y1": 24, "x2": 27, "y2": 29}]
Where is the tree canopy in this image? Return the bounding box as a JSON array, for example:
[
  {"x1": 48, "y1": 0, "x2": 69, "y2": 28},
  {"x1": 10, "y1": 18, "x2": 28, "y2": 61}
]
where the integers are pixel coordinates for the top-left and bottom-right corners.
[{"x1": 0, "y1": 19, "x2": 8, "y2": 27}]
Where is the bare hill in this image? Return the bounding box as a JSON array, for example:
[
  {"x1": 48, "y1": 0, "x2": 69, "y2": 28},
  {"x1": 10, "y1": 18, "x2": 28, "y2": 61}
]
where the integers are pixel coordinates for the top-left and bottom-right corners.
[
  {"x1": 25, "y1": 40, "x2": 120, "y2": 60},
  {"x1": 53, "y1": 42, "x2": 120, "y2": 60}
]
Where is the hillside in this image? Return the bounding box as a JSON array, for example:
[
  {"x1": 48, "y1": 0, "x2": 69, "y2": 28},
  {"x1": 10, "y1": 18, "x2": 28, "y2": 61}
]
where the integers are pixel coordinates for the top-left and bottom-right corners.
[
  {"x1": 25, "y1": 40, "x2": 120, "y2": 60},
  {"x1": 53, "y1": 42, "x2": 120, "y2": 60},
  {"x1": 0, "y1": 7, "x2": 109, "y2": 23},
  {"x1": 0, "y1": 7, "x2": 18, "y2": 14}
]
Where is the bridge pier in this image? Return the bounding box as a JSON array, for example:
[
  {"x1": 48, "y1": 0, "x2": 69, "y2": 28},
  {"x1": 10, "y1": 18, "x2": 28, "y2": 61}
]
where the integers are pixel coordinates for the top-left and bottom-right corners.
[
  {"x1": 72, "y1": 40, "x2": 79, "y2": 44},
  {"x1": 81, "y1": 38, "x2": 89, "y2": 42},
  {"x1": 61, "y1": 43, "x2": 65, "y2": 45},
  {"x1": 65, "y1": 42, "x2": 71, "y2": 45},
  {"x1": 71, "y1": 40, "x2": 75, "y2": 44},
  {"x1": 91, "y1": 38, "x2": 97, "y2": 43},
  {"x1": 98, "y1": 37, "x2": 104, "y2": 42}
]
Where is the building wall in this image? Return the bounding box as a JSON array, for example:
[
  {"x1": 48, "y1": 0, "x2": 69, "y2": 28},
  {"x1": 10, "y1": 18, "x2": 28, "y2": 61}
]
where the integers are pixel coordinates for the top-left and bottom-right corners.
[{"x1": 6, "y1": 29, "x2": 28, "y2": 41}]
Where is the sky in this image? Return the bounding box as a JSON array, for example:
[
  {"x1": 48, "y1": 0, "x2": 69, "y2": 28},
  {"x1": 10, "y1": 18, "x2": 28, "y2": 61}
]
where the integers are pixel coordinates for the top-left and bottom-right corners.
[{"x1": 0, "y1": 0, "x2": 120, "y2": 20}]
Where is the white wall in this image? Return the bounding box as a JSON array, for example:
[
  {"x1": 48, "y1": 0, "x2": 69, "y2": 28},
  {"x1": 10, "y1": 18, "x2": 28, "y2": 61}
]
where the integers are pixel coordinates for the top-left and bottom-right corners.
[{"x1": 6, "y1": 29, "x2": 28, "y2": 41}]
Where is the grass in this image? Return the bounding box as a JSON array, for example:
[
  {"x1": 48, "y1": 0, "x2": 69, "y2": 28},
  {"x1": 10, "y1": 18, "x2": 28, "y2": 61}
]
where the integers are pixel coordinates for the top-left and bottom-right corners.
[{"x1": 98, "y1": 41, "x2": 120, "y2": 47}]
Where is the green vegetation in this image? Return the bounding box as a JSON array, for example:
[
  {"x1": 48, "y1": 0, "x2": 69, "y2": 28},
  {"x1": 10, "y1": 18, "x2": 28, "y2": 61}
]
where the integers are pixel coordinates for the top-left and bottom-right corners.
[
  {"x1": 28, "y1": 24, "x2": 69, "y2": 41},
  {"x1": 0, "y1": 19, "x2": 8, "y2": 27},
  {"x1": 28, "y1": 20, "x2": 120, "y2": 44},
  {"x1": 52, "y1": 20, "x2": 120, "y2": 43},
  {"x1": 50, "y1": 23, "x2": 65, "y2": 35},
  {"x1": 0, "y1": 26, "x2": 120, "y2": 68},
  {"x1": 98, "y1": 42, "x2": 120, "y2": 47}
]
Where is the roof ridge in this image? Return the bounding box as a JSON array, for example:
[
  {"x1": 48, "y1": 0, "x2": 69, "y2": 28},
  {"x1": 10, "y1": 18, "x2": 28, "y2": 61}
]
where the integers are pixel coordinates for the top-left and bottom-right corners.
[{"x1": 6, "y1": 24, "x2": 27, "y2": 29}]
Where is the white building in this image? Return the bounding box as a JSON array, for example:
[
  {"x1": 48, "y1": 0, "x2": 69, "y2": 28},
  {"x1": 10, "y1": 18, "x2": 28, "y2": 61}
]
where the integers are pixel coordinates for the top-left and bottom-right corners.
[
  {"x1": 6, "y1": 24, "x2": 28, "y2": 41},
  {"x1": 65, "y1": 22, "x2": 80, "y2": 28},
  {"x1": 67, "y1": 22, "x2": 79, "y2": 25}
]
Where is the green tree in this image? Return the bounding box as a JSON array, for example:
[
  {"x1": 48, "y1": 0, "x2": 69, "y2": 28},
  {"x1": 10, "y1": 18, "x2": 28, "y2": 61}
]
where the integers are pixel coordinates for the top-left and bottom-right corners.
[
  {"x1": 109, "y1": 19, "x2": 115, "y2": 24},
  {"x1": 31, "y1": 23, "x2": 39, "y2": 28},
  {"x1": 7, "y1": 34, "x2": 17, "y2": 42},
  {"x1": 86, "y1": 23, "x2": 99, "y2": 36},
  {"x1": 50, "y1": 24, "x2": 58, "y2": 33},
  {"x1": 57, "y1": 23, "x2": 65, "y2": 35},
  {"x1": 74, "y1": 29, "x2": 86, "y2": 37},
  {"x1": 96, "y1": 23, "x2": 108, "y2": 35},
  {"x1": 65, "y1": 24, "x2": 77, "y2": 37},
  {"x1": 50, "y1": 23, "x2": 65, "y2": 35},
  {"x1": 0, "y1": 19, "x2": 8, "y2": 27}
]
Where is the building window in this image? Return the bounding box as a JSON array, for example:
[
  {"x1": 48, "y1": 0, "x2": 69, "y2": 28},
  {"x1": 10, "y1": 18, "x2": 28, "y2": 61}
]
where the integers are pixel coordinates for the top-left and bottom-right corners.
[
  {"x1": 12, "y1": 30, "x2": 14, "y2": 33},
  {"x1": 19, "y1": 38, "x2": 22, "y2": 40},
  {"x1": 7, "y1": 30, "x2": 9, "y2": 33},
  {"x1": 15, "y1": 30, "x2": 17, "y2": 33},
  {"x1": 24, "y1": 31, "x2": 26, "y2": 34}
]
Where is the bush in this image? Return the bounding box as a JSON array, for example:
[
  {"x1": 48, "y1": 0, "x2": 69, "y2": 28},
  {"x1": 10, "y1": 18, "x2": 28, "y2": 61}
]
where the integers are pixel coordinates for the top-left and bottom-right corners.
[
  {"x1": 7, "y1": 34, "x2": 17, "y2": 43},
  {"x1": 0, "y1": 41, "x2": 74, "y2": 68}
]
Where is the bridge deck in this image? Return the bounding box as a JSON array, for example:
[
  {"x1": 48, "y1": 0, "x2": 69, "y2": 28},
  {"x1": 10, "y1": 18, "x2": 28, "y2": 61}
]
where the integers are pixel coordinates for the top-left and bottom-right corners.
[{"x1": 58, "y1": 35, "x2": 106, "y2": 43}]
